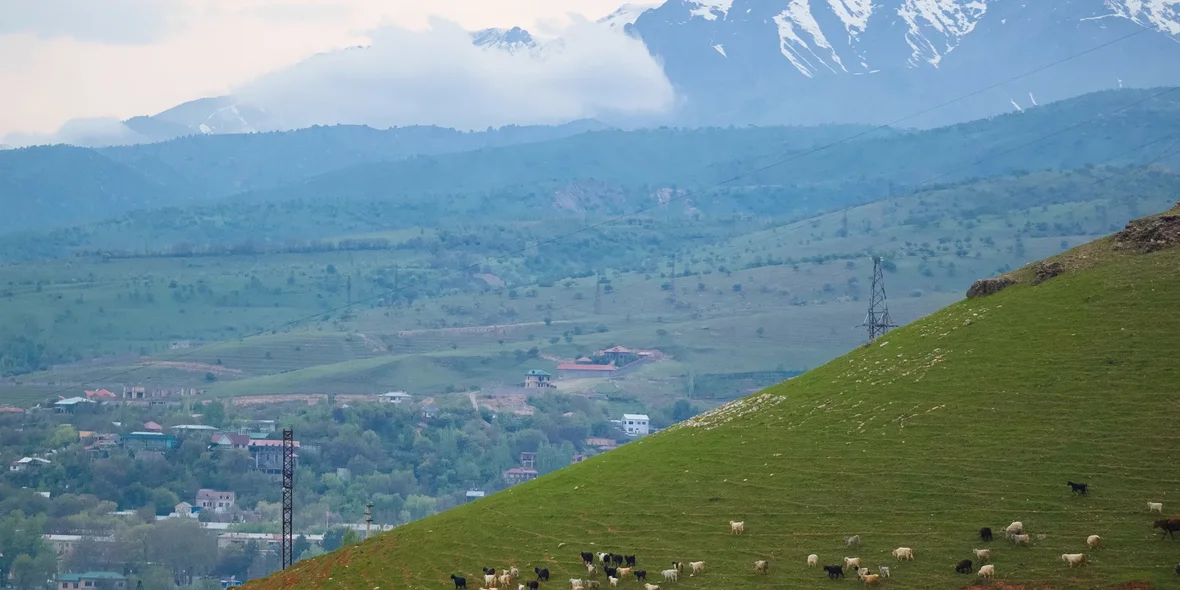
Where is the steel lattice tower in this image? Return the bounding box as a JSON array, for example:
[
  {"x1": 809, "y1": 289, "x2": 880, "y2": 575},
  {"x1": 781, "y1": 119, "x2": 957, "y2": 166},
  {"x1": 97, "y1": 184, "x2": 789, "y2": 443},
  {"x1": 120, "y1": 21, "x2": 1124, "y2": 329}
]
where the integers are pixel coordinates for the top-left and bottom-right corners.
[
  {"x1": 863, "y1": 257, "x2": 897, "y2": 341},
  {"x1": 281, "y1": 428, "x2": 295, "y2": 570}
]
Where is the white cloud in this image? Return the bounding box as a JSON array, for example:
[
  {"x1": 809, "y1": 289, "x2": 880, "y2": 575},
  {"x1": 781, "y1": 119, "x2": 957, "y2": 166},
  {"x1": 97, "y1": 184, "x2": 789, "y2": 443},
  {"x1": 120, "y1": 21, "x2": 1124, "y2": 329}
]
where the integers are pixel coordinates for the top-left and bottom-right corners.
[
  {"x1": 0, "y1": 0, "x2": 187, "y2": 43},
  {"x1": 3, "y1": 118, "x2": 145, "y2": 148},
  {"x1": 235, "y1": 17, "x2": 675, "y2": 131}
]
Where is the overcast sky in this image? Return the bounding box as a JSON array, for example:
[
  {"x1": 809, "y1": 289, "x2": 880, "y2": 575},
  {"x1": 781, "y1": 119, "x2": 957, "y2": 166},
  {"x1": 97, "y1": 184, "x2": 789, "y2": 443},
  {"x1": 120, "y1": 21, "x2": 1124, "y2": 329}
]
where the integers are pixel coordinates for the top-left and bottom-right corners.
[{"x1": 0, "y1": 0, "x2": 641, "y2": 140}]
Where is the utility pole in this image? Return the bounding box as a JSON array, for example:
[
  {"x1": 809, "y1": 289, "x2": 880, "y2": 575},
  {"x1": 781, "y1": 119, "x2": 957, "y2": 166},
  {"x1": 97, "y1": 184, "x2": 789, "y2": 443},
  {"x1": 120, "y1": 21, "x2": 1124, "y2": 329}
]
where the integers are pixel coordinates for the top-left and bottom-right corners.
[
  {"x1": 593, "y1": 272, "x2": 602, "y2": 315},
  {"x1": 365, "y1": 502, "x2": 373, "y2": 540},
  {"x1": 669, "y1": 253, "x2": 677, "y2": 304},
  {"x1": 863, "y1": 257, "x2": 897, "y2": 342},
  {"x1": 281, "y1": 428, "x2": 295, "y2": 570}
]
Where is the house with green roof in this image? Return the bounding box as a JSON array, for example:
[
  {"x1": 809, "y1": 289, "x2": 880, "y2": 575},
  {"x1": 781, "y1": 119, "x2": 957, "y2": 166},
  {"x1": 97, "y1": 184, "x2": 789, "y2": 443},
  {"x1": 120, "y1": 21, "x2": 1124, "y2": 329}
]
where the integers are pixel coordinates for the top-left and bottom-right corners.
[
  {"x1": 57, "y1": 572, "x2": 126, "y2": 590},
  {"x1": 523, "y1": 369, "x2": 554, "y2": 389}
]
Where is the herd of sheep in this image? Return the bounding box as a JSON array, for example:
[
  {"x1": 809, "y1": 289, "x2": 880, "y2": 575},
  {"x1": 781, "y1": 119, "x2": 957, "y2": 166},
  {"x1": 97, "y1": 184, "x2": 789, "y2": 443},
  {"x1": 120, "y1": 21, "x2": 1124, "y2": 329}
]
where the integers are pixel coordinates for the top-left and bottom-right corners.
[{"x1": 448, "y1": 489, "x2": 1179, "y2": 588}]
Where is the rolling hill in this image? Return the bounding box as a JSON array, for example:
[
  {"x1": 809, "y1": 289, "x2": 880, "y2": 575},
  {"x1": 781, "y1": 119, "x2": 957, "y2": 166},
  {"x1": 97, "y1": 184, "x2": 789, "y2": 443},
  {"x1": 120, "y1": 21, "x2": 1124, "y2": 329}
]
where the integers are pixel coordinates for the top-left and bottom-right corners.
[{"x1": 246, "y1": 205, "x2": 1180, "y2": 589}]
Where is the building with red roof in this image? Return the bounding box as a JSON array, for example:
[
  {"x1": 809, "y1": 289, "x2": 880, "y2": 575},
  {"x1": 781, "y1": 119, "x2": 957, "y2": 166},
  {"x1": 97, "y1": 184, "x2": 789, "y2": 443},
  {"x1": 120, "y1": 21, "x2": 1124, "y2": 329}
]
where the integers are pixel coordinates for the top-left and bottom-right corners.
[{"x1": 556, "y1": 363, "x2": 617, "y2": 379}]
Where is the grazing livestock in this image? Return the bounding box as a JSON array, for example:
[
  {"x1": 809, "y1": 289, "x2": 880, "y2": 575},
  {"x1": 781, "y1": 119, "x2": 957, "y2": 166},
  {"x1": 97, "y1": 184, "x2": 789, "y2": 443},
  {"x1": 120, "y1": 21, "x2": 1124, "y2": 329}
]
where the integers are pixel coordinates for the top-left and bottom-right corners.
[
  {"x1": 519, "y1": 585, "x2": 525, "y2": 590},
  {"x1": 660, "y1": 569, "x2": 678, "y2": 583},
  {"x1": 974, "y1": 549, "x2": 990, "y2": 562},
  {"x1": 823, "y1": 565, "x2": 844, "y2": 579},
  {"x1": 452, "y1": 575, "x2": 467, "y2": 590},
  {"x1": 570, "y1": 578, "x2": 583, "y2": 590},
  {"x1": 1004, "y1": 521, "x2": 1023, "y2": 538},
  {"x1": 526, "y1": 582, "x2": 539, "y2": 590},
  {"x1": 671, "y1": 562, "x2": 683, "y2": 573},
  {"x1": 587, "y1": 582, "x2": 600, "y2": 589},
  {"x1": 484, "y1": 568, "x2": 497, "y2": 576},
  {"x1": 500, "y1": 574, "x2": 513, "y2": 587},
  {"x1": 510, "y1": 568, "x2": 520, "y2": 579},
  {"x1": 603, "y1": 567, "x2": 617, "y2": 579},
  {"x1": 1061, "y1": 553, "x2": 1087, "y2": 567},
  {"x1": 754, "y1": 560, "x2": 769, "y2": 574},
  {"x1": 844, "y1": 557, "x2": 861, "y2": 569},
  {"x1": 624, "y1": 555, "x2": 636, "y2": 567},
  {"x1": 807, "y1": 554, "x2": 818, "y2": 567},
  {"x1": 608, "y1": 578, "x2": 618, "y2": 588},
  {"x1": 1011, "y1": 534, "x2": 1032, "y2": 546},
  {"x1": 978, "y1": 564, "x2": 995, "y2": 579},
  {"x1": 1154, "y1": 519, "x2": 1180, "y2": 539},
  {"x1": 616, "y1": 568, "x2": 632, "y2": 579},
  {"x1": 857, "y1": 568, "x2": 870, "y2": 579},
  {"x1": 862, "y1": 573, "x2": 882, "y2": 586},
  {"x1": 955, "y1": 559, "x2": 973, "y2": 574},
  {"x1": 730, "y1": 520, "x2": 745, "y2": 535},
  {"x1": 581, "y1": 552, "x2": 595, "y2": 566},
  {"x1": 878, "y1": 566, "x2": 890, "y2": 579},
  {"x1": 1175, "y1": 563, "x2": 1180, "y2": 575},
  {"x1": 892, "y1": 547, "x2": 914, "y2": 561},
  {"x1": 597, "y1": 553, "x2": 610, "y2": 565},
  {"x1": 845, "y1": 535, "x2": 861, "y2": 548},
  {"x1": 979, "y1": 527, "x2": 993, "y2": 542},
  {"x1": 586, "y1": 565, "x2": 596, "y2": 577},
  {"x1": 634, "y1": 571, "x2": 647, "y2": 582},
  {"x1": 1149, "y1": 502, "x2": 1164, "y2": 514},
  {"x1": 484, "y1": 574, "x2": 496, "y2": 588},
  {"x1": 613, "y1": 555, "x2": 625, "y2": 567},
  {"x1": 1087, "y1": 535, "x2": 1101, "y2": 549},
  {"x1": 689, "y1": 561, "x2": 705, "y2": 575},
  {"x1": 644, "y1": 584, "x2": 661, "y2": 590},
  {"x1": 535, "y1": 568, "x2": 550, "y2": 582},
  {"x1": 1067, "y1": 481, "x2": 1088, "y2": 495}
]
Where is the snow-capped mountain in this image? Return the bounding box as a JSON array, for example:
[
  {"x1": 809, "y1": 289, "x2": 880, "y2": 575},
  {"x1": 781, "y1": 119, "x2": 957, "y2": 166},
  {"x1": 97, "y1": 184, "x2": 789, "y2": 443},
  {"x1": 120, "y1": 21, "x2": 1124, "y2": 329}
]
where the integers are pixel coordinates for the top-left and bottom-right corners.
[
  {"x1": 599, "y1": 3, "x2": 660, "y2": 30},
  {"x1": 626, "y1": 0, "x2": 1180, "y2": 126},
  {"x1": 472, "y1": 26, "x2": 538, "y2": 53}
]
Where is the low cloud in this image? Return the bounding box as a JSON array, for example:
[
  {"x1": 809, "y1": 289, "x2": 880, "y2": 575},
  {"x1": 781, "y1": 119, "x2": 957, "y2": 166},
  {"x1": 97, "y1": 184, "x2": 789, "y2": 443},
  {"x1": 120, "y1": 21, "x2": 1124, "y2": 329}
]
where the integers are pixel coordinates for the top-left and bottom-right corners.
[
  {"x1": 0, "y1": 0, "x2": 186, "y2": 44},
  {"x1": 3, "y1": 118, "x2": 145, "y2": 148},
  {"x1": 234, "y1": 17, "x2": 677, "y2": 131}
]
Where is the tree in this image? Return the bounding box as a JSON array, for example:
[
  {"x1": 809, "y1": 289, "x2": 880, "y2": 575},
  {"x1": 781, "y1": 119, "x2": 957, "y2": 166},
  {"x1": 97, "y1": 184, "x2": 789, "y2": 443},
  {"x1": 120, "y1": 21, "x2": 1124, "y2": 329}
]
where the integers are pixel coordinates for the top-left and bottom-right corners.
[
  {"x1": 146, "y1": 518, "x2": 217, "y2": 585},
  {"x1": 0, "y1": 512, "x2": 48, "y2": 583},
  {"x1": 203, "y1": 401, "x2": 227, "y2": 428},
  {"x1": 10, "y1": 551, "x2": 55, "y2": 590},
  {"x1": 341, "y1": 528, "x2": 361, "y2": 547},
  {"x1": 292, "y1": 535, "x2": 311, "y2": 561}
]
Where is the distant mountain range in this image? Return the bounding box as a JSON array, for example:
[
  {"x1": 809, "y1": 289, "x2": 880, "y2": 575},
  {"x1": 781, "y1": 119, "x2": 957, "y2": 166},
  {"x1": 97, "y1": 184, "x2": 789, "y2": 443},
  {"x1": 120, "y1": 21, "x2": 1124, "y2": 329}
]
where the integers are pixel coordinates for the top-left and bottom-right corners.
[{"x1": 15, "y1": 0, "x2": 1180, "y2": 146}]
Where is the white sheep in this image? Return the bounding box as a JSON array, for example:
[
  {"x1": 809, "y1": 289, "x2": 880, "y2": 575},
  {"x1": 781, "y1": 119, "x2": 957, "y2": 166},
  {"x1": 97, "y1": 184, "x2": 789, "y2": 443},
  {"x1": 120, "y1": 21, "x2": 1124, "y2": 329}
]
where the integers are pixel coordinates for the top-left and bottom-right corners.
[
  {"x1": 753, "y1": 560, "x2": 769, "y2": 574},
  {"x1": 597, "y1": 553, "x2": 609, "y2": 565},
  {"x1": 485, "y1": 575, "x2": 496, "y2": 587},
  {"x1": 688, "y1": 561, "x2": 704, "y2": 575},
  {"x1": 974, "y1": 549, "x2": 990, "y2": 562},
  {"x1": 807, "y1": 554, "x2": 818, "y2": 567},
  {"x1": 586, "y1": 565, "x2": 596, "y2": 577},
  {"x1": 892, "y1": 547, "x2": 914, "y2": 561},
  {"x1": 1011, "y1": 534, "x2": 1031, "y2": 546},
  {"x1": 499, "y1": 574, "x2": 512, "y2": 587},
  {"x1": 1004, "y1": 521, "x2": 1023, "y2": 538},
  {"x1": 978, "y1": 564, "x2": 995, "y2": 579},
  {"x1": 644, "y1": 584, "x2": 661, "y2": 590},
  {"x1": 730, "y1": 520, "x2": 745, "y2": 535},
  {"x1": 844, "y1": 557, "x2": 861, "y2": 569},
  {"x1": 510, "y1": 568, "x2": 519, "y2": 579},
  {"x1": 878, "y1": 566, "x2": 890, "y2": 578},
  {"x1": 857, "y1": 567, "x2": 870, "y2": 579},
  {"x1": 608, "y1": 577, "x2": 618, "y2": 588},
  {"x1": 1061, "y1": 553, "x2": 1086, "y2": 567},
  {"x1": 660, "y1": 569, "x2": 678, "y2": 583},
  {"x1": 1149, "y1": 502, "x2": 1163, "y2": 514},
  {"x1": 587, "y1": 582, "x2": 600, "y2": 590},
  {"x1": 845, "y1": 535, "x2": 861, "y2": 548},
  {"x1": 518, "y1": 585, "x2": 524, "y2": 590},
  {"x1": 1086, "y1": 534, "x2": 1101, "y2": 549},
  {"x1": 570, "y1": 578, "x2": 584, "y2": 590}
]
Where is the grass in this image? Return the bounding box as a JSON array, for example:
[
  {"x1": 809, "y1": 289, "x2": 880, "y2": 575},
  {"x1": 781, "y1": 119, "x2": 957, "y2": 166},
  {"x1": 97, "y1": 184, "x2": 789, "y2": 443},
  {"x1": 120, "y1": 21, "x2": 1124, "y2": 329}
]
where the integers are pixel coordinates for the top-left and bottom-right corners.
[{"x1": 246, "y1": 216, "x2": 1180, "y2": 590}]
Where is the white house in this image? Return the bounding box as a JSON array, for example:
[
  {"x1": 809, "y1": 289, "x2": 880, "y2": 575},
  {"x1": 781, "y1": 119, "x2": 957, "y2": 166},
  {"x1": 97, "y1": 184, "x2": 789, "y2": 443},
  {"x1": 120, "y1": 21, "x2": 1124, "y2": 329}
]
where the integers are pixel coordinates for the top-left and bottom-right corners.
[
  {"x1": 621, "y1": 414, "x2": 650, "y2": 437},
  {"x1": 378, "y1": 391, "x2": 413, "y2": 404},
  {"x1": 10, "y1": 457, "x2": 52, "y2": 472}
]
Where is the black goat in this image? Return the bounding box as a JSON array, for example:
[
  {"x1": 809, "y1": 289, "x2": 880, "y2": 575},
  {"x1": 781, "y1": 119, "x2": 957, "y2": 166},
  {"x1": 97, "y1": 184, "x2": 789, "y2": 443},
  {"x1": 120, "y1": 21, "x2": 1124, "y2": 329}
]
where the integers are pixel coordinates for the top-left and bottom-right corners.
[
  {"x1": 526, "y1": 582, "x2": 539, "y2": 590},
  {"x1": 1067, "y1": 481, "x2": 1088, "y2": 495},
  {"x1": 604, "y1": 566, "x2": 617, "y2": 579},
  {"x1": 979, "y1": 527, "x2": 992, "y2": 542},
  {"x1": 955, "y1": 559, "x2": 973, "y2": 574},
  {"x1": 581, "y1": 552, "x2": 594, "y2": 565},
  {"x1": 624, "y1": 555, "x2": 636, "y2": 567},
  {"x1": 450, "y1": 574, "x2": 466, "y2": 590},
  {"x1": 672, "y1": 561, "x2": 683, "y2": 572},
  {"x1": 822, "y1": 565, "x2": 843, "y2": 579},
  {"x1": 1175, "y1": 563, "x2": 1180, "y2": 575},
  {"x1": 482, "y1": 568, "x2": 495, "y2": 576},
  {"x1": 634, "y1": 570, "x2": 647, "y2": 582},
  {"x1": 614, "y1": 554, "x2": 625, "y2": 566},
  {"x1": 1154, "y1": 519, "x2": 1180, "y2": 539},
  {"x1": 535, "y1": 567, "x2": 550, "y2": 581}
]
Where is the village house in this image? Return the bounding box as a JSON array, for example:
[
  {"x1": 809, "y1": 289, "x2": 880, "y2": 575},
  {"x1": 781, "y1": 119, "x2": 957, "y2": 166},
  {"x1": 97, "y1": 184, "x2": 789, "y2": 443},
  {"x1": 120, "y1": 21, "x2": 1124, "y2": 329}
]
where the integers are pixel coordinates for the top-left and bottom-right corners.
[
  {"x1": 216, "y1": 532, "x2": 324, "y2": 550},
  {"x1": 377, "y1": 391, "x2": 413, "y2": 404},
  {"x1": 171, "y1": 502, "x2": 199, "y2": 519},
  {"x1": 10, "y1": 457, "x2": 51, "y2": 472},
  {"x1": 556, "y1": 363, "x2": 617, "y2": 380},
  {"x1": 85, "y1": 434, "x2": 119, "y2": 458},
  {"x1": 143, "y1": 421, "x2": 163, "y2": 432},
  {"x1": 54, "y1": 397, "x2": 96, "y2": 414},
  {"x1": 503, "y1": 467, "x2": 539, "y2": 485},
  {"x1": 209, "y1": 433, "x2": 251, "y2": 450},
  {"x1": 598, "y1": 346, "x2": 639, "y2": 366},
  {"x1": 248, "y1": 419, "x2": 277, "y2": 433},
  {"x1": 248, "y1": 439, "x2": 299, "y2": 474},
  {"x1": 465, "y1": 490, "x2": 485, "y2": 503},
  {"x1": 421, "y1": 406, "x2": 439, "y2": 419},
  {"x1": 196, "y1": 489, "x2": 236, "y2": 513},
  {"x1": 0, "y1": 406, "x2": 25, "y2": 414},
  {"x1": 57, "y1": 572, "x2": 126, "y2": 590},
  {"x1": 122, "y1": 386, "x2": 146, "y2": 400},
  {"x1": 120, "y1": 432, "x2": 177, "y2": 452},
  {"x1": 585, "y1": 437, "x2": 617, "y2": 451},
  {"x1": 84, "y1": 389, "x2": 117, "y2": 400},
  {"x1": 523, "y1": 369, "x2": 555, "y2": 388},
  {"x1": 620, "y1": 414, "x2": 650, "y2": 437}
]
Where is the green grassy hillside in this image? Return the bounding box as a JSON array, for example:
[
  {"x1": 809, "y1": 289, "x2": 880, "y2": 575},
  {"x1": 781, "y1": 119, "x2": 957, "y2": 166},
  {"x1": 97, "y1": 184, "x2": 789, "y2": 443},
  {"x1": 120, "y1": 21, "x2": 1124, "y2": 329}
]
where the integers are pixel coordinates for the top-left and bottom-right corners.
[{"x1": 247, "y1": 207, "x2": 1180, "y2": 590}]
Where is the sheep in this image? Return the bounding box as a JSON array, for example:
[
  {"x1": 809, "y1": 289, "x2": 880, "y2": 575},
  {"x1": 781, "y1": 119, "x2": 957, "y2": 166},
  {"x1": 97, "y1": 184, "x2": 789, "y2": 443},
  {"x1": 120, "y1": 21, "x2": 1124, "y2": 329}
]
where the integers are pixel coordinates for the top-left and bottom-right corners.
[
  {"x1": 484, "y1": 574, "x2": 496, "y2": 588},
  {"x1": 581, "y1": 552, "x2": 595, "y2": 566},
  {"x1": 857, "y1": 568, "x2": 870, "y2": 579},
  {"x1": 878, "y1": 566, "x2": 890, "y2": 579},
  {"x1": 1067, "y1": 481, "x2": 1088, "y2": 495},
  {"x1": 845, "y1": 535, "x2": 861, "y2": 548},
  {"x1": 643, "y1": 584, "x2": 661, "y2": 590},
  {"x1": 1004, "y1": 521, "x2": 1023, "y2": 538},
  {"x1": 451, "y1": 575, "x2": 467, "y2": 590},
  {"x1": 535, "y1": 568, "x2": 550, "y2": 582},
  {"x1": 979, "y1": 527, "x2": 993, "y2": 542},
  {"x1": 484, "y1": 568, "x2": 497, "y2": 576},
  {"x1": 660, "y1": 569, "x2": 678, "y2": 583},
  {"x1": 891, "y1": 547, "x2": 914, "y2": 561},
  {"x1": 688, "y1": 561, "x2": 705, "y2": 575},
  {"x1": 978, "y1": 564, "x2": 995, "y2": 579},
  {"x1": 587, "y1": 582, "x2": 600, "y2": 589},
  {"x1": 973, "y1": 549, "x2": 990, "y2": 562},
  {"x1": 955, "y1": 559, "x2": 973, "y2": 574},
  {"x1": 633, "y1": 571, "x2": 647, "y2": 582},
  {"x1": 730, "y1": 520, "x2": 745, "y2": 535},
  {"x1": 608, "y1": 578, "x2": 618, "y2": 588},
  {"x1": 624, "y1": 555, "x2": 636, "y2": 567},
  {"x1": 844, "y1": 557, "x2": 861, "y2": 569},
  {"x1": 510, "y1": 568, "x2": 520, "y2": 579},
  {"x1": 526, "y1": 582, "x2": 539, "y2": 590},
  {"x1": 1149, "y1": 502, "x2": 1164, "y2": 514},
  {"x1": 823, "y1": 565, "x2": 844, "y2": 579},
  {"x1": 753, "y1": 560, "x2": 769, "y2": 574},
  {"x1": 500, "y1": 574, "x2": 513, "y2": 587},
  {"x1": 862, "y1": 573, "x2": 882, "y2": 586},
  {"x1": 671, "y1": 561, "x2": 683, "y2": 573},
  {"x1": 1011, "y1": 534, "x2": 1032, "y2": 546},
  {"x1": 1155, "y1": 518, "x2": 1180, "y2": 539},
  {"x1": 586, "y1": 564, "x2": 597, "y2": 577},
  {"x1": 603, "y1": 566, "x2": 617, "y2": 579},
  {"x1": 615, "y1": 568, "x2": 632, "y2": 579},
  {"x1": 1087, "y1": 534, "x2": 1101, "y2": 549},
  {"x1": 1061, "y1": 553, "x2": 1087, "y2": 567},
  {"x1": 570, "y1": 578, "x2": 584, "y2": 590},
  {"x1": 597, "y1": 553, "x2": 610, "y2": 565},
  {"x1": 613, "y1": 555, "x2": 625, "y2": 567},
  {"x1": 519, "y1": 585, "x2": 525, "y2": 590},
  {"x1": 807, "y1": 554, "x2": 818, "y2": 567}
]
